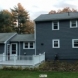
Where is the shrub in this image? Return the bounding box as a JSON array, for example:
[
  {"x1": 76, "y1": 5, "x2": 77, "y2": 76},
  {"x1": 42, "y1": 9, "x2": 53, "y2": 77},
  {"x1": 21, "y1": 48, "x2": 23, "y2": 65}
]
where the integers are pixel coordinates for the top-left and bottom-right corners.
[{"x1": 38, "y1": 60, "x2": 78, "y2": 71}]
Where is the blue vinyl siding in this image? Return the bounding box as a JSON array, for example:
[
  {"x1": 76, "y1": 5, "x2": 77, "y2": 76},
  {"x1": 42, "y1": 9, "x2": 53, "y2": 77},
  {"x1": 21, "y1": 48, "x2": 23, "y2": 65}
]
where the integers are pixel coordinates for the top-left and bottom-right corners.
[{"x1": 36, "y1": 20, "x2": 78, "y2": 60}]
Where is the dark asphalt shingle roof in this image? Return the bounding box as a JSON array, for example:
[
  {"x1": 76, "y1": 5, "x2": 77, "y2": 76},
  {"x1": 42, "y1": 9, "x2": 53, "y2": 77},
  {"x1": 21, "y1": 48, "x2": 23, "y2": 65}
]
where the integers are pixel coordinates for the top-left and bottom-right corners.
[
  {"x1": 10, "y1": 34, "x2": 34, "y2": 42},
  {"x1": 35, "y1": 12, "x2": 78, "y2": 22},
  {"x1": 0, "y1": 33, "x2": 16, "y2": 43}
]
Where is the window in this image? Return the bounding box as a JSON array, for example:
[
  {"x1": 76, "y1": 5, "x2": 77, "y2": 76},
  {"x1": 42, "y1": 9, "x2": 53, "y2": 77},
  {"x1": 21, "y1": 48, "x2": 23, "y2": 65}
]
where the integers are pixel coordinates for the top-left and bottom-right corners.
[
  {"x1": 52, "y1": 39, "x2": 60, "y2": 48},
  {"x1": 25, "y1": 42, "x2": 28, "y2": 48},
  {"x1": 52, "y1": 21, "x2": 59, "y2": 30},
  {"x1": 23, "y1": 42, "x2": 34, "y2": 49},
  {"x1": 70, "y1": 20, "x2": 77, "y2": 28},
  {"x1": 30, "y1": 42, "x2": 33, "y2": 48},
  {"x1": 72, "y1": 39, "x2": 78, "y2": 48}
]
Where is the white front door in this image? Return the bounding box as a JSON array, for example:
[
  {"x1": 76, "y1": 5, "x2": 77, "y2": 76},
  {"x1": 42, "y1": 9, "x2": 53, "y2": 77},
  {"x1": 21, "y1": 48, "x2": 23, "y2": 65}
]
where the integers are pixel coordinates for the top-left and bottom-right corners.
[{"x1": 10, "y1": 43, "x2": 17, "y2": 60}]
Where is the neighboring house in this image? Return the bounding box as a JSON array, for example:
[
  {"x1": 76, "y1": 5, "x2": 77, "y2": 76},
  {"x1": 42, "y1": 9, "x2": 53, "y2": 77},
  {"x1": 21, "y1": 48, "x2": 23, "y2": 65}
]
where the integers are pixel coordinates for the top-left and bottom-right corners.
[{"x1": 35, "y1": 12, "x2": 78, "y2": 61}]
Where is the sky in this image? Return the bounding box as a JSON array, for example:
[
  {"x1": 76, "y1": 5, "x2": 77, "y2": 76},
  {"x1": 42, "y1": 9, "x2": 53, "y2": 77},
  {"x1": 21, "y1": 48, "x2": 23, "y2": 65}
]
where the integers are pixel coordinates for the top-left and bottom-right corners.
[{"x1": 0, "y1": 0, "x2": 78, "y2": 20}]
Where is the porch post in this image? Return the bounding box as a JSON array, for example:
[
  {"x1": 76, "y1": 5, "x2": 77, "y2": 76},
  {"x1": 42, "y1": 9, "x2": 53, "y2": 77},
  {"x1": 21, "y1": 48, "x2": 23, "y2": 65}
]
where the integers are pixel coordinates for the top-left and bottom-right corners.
[
  {"x1": 14, "y1": 55, "x2": 17, "y2": 65},
  {"x1": 19, "y1": 42, "x2": 20, "y2": 60},
  {"x1": 4, "y1": 43, "x2": 6, "y2": 61}
]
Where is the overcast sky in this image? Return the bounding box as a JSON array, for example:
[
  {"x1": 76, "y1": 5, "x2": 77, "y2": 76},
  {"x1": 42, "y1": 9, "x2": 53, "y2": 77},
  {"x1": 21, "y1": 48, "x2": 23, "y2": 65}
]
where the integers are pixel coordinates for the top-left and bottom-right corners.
[{"x1": 0, "y1": 0, "x2": 78, "y2": 20}]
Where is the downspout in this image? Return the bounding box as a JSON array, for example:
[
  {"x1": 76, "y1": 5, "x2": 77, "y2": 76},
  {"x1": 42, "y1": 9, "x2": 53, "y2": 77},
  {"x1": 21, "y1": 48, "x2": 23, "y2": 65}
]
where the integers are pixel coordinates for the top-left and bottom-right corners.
[
  {"x1": 34, "y1": 22, "x2": 36, "y2": 55},
  {"x1": 19, "y1": 42, "x2": 20, "y2": 60},
  {"x1": 4, "y1": 42, "x2": 6, "y2": 61}
]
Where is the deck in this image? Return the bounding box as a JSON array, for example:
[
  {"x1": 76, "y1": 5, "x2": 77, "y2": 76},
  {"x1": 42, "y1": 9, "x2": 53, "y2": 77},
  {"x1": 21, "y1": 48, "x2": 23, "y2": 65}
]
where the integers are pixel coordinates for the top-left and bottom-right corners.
[{"x1": 0, "y1": 52, "x2": 45, "y2": 66}]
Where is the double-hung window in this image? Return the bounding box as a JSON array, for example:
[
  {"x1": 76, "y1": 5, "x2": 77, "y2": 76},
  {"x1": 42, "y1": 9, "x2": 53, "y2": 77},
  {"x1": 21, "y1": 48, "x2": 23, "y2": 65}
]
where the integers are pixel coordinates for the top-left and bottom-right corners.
[
  {"x1": 52, "y1": 39, "x2": 60, "y2": 48},
  {"x1": 70, "y1": 20, "x2": 77, "y2": 28},
  {"x1": 72, "y1": 39, "x2": 78, "y2": 48},
  {"x1": 52, "y1": 21, "x2": 59, "y2": 30},
  {"x1": 23, "y1": 42, "x2": 34, "y2": 49}
]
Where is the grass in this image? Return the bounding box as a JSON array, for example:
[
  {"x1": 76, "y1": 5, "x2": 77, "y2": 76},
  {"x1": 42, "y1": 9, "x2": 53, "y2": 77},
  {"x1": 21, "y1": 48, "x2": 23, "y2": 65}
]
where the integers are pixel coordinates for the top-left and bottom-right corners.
[{"x1": 0, "y1": 70, "x2": 78, "y2": 78}]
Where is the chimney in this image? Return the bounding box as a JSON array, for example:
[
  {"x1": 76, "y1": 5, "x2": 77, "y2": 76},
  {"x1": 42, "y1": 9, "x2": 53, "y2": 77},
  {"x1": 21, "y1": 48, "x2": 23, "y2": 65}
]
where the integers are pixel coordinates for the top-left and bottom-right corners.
[{"x1": 68, "y1": 12, "x2": 70, "y2": 16}]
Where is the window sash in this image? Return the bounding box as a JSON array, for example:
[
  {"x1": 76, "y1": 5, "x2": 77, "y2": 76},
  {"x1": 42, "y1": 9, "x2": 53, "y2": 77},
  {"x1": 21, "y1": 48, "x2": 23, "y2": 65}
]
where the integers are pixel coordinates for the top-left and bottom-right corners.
[
  {"x1": 52, "y1": 39, "x2": 60, "y2": 48},
  {"x1": 25, "y1": 42, "x2": 28, "y2": 48},
  {"x1": 70, "y1": 20, "x2": 77, "y2": 28},
  {"x1": 30, "y1": 42, "x2": 34, "y2": 48},
  {"x1": 52, "y1": 22, "x2": 59, "y2": 30},
  {"x1": 72, "y1": 39, "x2": 78, "y2": 48}
]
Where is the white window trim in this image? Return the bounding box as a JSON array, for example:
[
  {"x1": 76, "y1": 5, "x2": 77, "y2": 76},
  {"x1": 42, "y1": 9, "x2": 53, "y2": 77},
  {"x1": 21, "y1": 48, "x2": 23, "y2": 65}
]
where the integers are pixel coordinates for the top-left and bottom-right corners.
[
  {"x1": 52, "y1": 39, "x2": 60, "y2": 48},
  {"x1": 23, "y1": 42, "x2": 35, "y2": 49},
  {"x1": 52, "y1": 21, "x2": 59, "y2": 30},
  {"x1": 72, "y1": 39, "x2": 78, "y2": 48},
  {"x1": 70, "y1": 20, "x2": 77, "y2": 28}
]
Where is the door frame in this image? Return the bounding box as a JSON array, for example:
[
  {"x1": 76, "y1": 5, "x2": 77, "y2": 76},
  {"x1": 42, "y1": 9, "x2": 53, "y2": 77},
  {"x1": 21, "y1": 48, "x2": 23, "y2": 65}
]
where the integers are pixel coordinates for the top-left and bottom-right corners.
[{"x1": 11, "y1": 43, "x2": 17, "y2": 56}]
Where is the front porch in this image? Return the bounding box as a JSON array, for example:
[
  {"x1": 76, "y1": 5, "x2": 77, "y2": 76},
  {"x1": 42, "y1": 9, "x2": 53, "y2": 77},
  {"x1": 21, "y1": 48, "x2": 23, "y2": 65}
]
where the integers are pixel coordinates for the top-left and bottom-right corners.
[{"x1": 0, "y1": 52, "x2": 45, "y2": 66}]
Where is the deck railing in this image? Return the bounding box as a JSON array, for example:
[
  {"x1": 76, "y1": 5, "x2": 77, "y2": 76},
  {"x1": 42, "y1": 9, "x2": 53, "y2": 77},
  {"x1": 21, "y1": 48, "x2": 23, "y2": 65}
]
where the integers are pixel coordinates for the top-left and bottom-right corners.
[{"x1": 0, "y1": 52, "x2": 45, "y2": 66}]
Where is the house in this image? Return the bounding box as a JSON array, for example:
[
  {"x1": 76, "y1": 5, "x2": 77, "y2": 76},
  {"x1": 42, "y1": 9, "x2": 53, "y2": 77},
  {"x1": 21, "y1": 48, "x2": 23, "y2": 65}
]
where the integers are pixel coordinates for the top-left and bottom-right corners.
[
  {"x1": 35, "y1": 12, "x2": 78, "y2": 61},
  {"x1": 1, "y1": 12, "x2": 78, "y2": 65},
  {"x1": 0, "y1": 33, "x2": 45, "y2": 66}
]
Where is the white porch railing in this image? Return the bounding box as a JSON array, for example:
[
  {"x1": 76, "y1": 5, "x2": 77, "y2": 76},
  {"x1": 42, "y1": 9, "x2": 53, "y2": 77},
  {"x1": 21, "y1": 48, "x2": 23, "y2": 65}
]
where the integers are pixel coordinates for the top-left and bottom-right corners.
[{"x1": 0, "y1": 52, "x2": 45, "y2": 66}]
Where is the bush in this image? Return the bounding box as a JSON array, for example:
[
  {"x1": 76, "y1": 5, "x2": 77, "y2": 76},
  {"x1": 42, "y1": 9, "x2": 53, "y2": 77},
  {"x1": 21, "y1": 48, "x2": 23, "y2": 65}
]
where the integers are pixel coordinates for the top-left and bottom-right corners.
[{"x1": 38, "y1": 61, "x2": 78, "y2": 71}]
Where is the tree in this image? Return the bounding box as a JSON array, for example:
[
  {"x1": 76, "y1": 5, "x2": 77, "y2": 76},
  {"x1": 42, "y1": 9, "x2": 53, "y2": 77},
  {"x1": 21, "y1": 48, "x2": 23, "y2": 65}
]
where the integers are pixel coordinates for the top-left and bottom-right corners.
[
  {"x1": 49, "y1": 7, "x2": 78, "y2": 14},
  {"x1": 11, "y1": 3, "x2": 29, "y2": 34},
  {"x1": 0, "y1": 10, "x2": 14, "y2": 32},
  {"x1": 25, "y1": 20, "x2": 34, "y2": 34}
]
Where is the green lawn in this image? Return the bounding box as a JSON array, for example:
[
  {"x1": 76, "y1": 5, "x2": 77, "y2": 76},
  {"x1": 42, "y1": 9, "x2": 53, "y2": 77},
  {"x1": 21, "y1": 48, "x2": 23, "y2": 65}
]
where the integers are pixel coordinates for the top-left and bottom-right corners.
[{"x1": 0, "y1": 70, "x2": 78, "y2": 78}]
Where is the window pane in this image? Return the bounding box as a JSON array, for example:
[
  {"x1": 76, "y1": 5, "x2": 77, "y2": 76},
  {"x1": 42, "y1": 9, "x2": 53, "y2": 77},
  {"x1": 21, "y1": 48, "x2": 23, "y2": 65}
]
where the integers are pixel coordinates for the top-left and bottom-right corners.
[
  {"x1": 71, "y1": 21, "x2": 76, "y2": 27},
  {"x1": 30, "y1": 42, "x2": 33, "y2": 48},
  {"x1": 72, "y1": 24, "x2": 76, "y2": 27},
  {"x1": 54, "y1": 41, "x2": 58, "y2": 47},
  {"x1": 25, "y1": 42, "x2": 28, "y2": 48},
  {"x1": 12, "y1": 44, "x2": 16, "y2": 50},
  {"x1": 54, "y1": 44, "x2": 58, "y2": 47},
  {"x1": 54, "y1": 26, "x2": 58, "y2": 29},
  {"x1": 72, "y1": 21, "x2": 76, "y2": 24},
  {"x1": 53, "y1": 22, "x2": 58, "y2": 29},
  {"x1": 12, "y1": 44, "x2": 16, "y2": 54},
  {"x1": 74, "y1": 40, "x2": 78, "y2": 47},
  {"x1": 54, "y1": 23, "x2": 57, "y2": 26},
  {"x1": 74, "y1": 40, "x2": 78, "y2": 43},
  {"x1": 74, "y1": 44, "x2": 78, "y2": 46}
]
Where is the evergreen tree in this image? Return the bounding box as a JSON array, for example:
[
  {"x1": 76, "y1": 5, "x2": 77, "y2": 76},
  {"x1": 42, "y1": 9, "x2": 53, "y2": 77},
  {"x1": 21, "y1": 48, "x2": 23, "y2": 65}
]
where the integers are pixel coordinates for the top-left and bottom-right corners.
[{"x1": 11, "y1": 3, "x2": 29, "y2": 34}]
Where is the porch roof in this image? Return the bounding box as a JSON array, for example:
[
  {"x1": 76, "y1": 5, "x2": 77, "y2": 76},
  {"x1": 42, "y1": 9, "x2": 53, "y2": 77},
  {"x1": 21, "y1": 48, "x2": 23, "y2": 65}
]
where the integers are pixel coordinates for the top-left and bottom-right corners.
[
  {"x1": 0, "y1": 33, "x2": 17, "y2": 43},
  {"x1": 10, "y1": 34, "x2": 35, "y2": 42}
]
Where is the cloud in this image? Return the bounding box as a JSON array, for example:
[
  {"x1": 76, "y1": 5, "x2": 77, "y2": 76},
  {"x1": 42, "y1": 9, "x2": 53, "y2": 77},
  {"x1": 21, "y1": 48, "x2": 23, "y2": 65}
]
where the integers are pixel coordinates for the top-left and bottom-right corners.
[
  {"x1": 32, "y1": 6, "x2": 39, "y2": 8},
  {"x1": 54, "y1": 2, "x2": 77, "y2": 9},
  {"x1": 0, "y1": 0, "x2": 78, "y2": 20},
  {"x1": 30, "y1": 11, "x2": 48, "y2": 20},
  {"x1": 54, "y1": 0, "x2": 78, "y2": 9}
]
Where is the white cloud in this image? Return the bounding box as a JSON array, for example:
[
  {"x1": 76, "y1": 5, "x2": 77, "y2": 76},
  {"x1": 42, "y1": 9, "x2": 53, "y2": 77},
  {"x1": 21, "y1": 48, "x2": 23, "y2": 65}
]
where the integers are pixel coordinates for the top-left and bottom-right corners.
[{"x1": 0, "y1": 0, "x2": 78, "y2": 20}]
